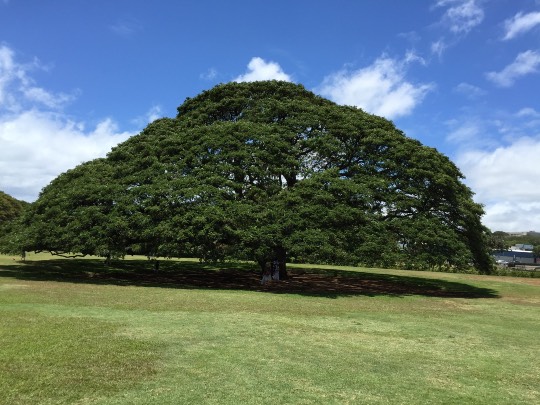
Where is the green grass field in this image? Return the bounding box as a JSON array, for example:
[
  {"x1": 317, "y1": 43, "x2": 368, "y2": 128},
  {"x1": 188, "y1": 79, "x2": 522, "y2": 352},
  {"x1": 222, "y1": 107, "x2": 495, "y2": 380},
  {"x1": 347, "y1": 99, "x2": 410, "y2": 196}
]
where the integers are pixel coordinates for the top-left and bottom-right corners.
[{"x1": 1, "y1": 253, "x2": 539, "y2": 404}]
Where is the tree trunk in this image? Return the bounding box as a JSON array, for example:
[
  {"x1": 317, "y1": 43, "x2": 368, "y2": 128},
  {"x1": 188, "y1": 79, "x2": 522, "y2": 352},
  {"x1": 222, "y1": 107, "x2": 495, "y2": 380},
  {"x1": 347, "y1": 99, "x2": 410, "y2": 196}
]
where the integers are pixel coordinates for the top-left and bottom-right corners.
[
  {"x1": 258, "y1": 259, "x2": 266, "y2": 274},
  {"x1": 275, "y1": 246, "x2": 288, "y2": 280}
]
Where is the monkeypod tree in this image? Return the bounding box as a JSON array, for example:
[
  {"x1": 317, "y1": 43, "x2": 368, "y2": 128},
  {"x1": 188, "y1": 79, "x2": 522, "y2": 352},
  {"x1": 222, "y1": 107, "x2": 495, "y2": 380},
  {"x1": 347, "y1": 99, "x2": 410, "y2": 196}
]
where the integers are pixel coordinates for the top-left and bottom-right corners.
[{"x1": 13, "y1": 81, "x2": 493, "y2": 274}]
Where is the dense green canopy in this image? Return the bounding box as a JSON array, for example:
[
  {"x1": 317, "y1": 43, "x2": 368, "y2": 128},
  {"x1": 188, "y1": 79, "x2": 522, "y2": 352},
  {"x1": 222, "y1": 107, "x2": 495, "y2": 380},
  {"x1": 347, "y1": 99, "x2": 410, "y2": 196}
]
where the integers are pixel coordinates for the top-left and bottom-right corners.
[{"x1": 6, "y1": 81, "x2": 492, "y2": 273}]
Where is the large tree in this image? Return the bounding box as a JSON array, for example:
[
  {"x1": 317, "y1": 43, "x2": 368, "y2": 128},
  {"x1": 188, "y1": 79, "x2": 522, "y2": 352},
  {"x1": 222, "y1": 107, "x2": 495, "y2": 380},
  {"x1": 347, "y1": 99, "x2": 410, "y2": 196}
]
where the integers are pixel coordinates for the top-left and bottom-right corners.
[{"x1": 11, "y1": 81, "x2": 493, "y2": 274}]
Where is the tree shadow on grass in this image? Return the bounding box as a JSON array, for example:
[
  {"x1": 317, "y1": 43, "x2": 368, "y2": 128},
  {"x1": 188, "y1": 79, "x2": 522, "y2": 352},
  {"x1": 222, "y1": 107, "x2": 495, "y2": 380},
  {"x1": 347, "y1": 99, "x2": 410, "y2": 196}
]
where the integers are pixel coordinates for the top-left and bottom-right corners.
[{"x1": 0, "y1": 258, "x2": 499, "y2": 299}]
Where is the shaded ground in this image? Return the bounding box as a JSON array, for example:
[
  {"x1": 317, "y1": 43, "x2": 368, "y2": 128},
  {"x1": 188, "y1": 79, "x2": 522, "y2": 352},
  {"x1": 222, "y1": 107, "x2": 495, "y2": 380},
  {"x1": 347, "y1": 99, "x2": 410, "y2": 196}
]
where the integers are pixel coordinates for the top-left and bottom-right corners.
[{"x1": 0, "y1": 258, "x2": 498, "y2": 299}]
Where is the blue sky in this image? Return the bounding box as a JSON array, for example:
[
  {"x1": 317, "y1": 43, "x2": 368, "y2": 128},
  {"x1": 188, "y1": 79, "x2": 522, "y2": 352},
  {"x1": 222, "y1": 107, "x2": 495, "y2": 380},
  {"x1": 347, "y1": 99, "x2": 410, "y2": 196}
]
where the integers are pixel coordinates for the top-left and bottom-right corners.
[{"x1": 1, "y1": 0, "x2": 539, "y2": 232}]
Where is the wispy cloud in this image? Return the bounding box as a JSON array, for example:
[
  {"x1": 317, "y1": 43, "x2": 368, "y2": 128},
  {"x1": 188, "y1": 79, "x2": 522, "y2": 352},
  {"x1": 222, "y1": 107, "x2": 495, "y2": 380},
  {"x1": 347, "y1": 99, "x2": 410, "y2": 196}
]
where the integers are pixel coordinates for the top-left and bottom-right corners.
[
  {"x1": 454, "y1": 82, "x2": 486, "y2": 99},
  {"x1": 234, "y1": 57, "x2": 292, "y2": 82},
  {"x1": 131, "y1": 105, "x2": 162, "y2": 127},
  {"x1": 516, "y1": 107, "x2": 540, "y2": 118},
  {"x1": 434, "y1": 0, "x2": 484, "y2": 35},
  {"x1": 404, "y1": 50, "x2": 427, "y2": 66},
  {"x1": 0, "y1": 44, "x2": 78, "y2": 112},
  {"x1": 317, "y1": 55, "x2": 433, "y2": 119},
  {"x1": 503, "y1": 11, "x2": 540, "y2": 40},
  {"x1": 445, "y1": 107, "x2": 540, "y2": 149},
  {"x1": 22, "y1": 86, "x2": 79, "y2": 109},
  {"x1": 486, "y1": 50, "x2": 540, "y2": 87},
  {"x1": 110, "y1": 17, "x2": 141, "y2": 37},
  {"x1": 200, "y1": 68, "x2": 218, "y2": 81},
  {"x1": 445, "y1": 119, "x2": 485, "y2": 145},
  {"x1": 431, "y1": 38, "x2": 447, "y2": 58}
]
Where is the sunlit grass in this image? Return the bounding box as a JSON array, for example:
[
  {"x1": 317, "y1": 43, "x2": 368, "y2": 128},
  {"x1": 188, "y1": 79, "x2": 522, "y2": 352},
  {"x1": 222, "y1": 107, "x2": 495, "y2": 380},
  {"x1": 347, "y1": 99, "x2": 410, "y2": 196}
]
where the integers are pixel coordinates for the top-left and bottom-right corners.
[{"x1": 1, "y1": 253, "x2": 539, "y2": 404}]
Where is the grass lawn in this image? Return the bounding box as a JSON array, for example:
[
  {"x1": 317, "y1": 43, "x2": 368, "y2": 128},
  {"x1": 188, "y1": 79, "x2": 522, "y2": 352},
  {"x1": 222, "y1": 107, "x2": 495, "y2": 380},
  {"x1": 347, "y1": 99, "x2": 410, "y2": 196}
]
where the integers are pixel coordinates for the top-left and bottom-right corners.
[{"x1": 1, "y1": 253, "x2": 539, "y2": 404}]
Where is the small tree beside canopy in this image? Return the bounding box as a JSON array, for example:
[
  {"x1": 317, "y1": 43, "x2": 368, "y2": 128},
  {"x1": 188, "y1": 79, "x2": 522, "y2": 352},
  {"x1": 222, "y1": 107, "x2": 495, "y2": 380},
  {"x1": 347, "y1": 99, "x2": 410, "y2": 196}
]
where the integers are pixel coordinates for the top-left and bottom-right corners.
[
  {"x1": 11, "y1": 81, "x2": 493, "y2": 274},
  {"x1": 0, "y1": 191, "x2": 28, "y2": 225},
  {"x1": 0, "y1": 191, "x2": 30, "y2": 256}
]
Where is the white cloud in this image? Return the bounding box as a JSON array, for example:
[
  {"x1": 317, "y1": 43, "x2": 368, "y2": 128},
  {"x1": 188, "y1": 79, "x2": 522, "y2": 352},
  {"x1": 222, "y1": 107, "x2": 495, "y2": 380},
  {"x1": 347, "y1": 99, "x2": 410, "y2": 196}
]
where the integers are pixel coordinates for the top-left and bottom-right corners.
[
  {"x1": 145, "y1": 105, "x2": 162, "y2": 122},
  {"x1": 481, "y1": 201, "x2": 540, "y2": 232},
  {"x1": 435, "y1": 0, "x2": 484, "y2": 34},
  {"x1": 457, "y1": 137, "x2": 540, "y2": 231},
  {"x1": 200, "y1": 68, "x2": 218, "y2": 81},
  {"x1": 0, "y1": 44, "x2": 77, "y2": 111},
  {"x1": 503, "y1": 11, "x2": 540, "y2": 40},
  {"x1": 486, "y1": 50, "x2": 540, "y2": 87},
  {"x1": 234, "y1": 57, "x2": 292, "y2": 82},
  {"x1": 404, "y1": 50, "x2": 427, "y2": 66},
  {"x1": 446, "y1": 120, "x2": 482, "y2": 144},
  {"x1": 317, "y1": 56, "x2": 433, "y2": 119},
  {"x1": 0, "y1": 111, "x2": 133, "y2": 201},
  {"x1": 516, "y1": 107, "x2": 540, "y2": 118},
  {"x1": 0, "y1": 44, "x2": 135, "y2": 201},
  {"x1": 431, "y1": 38, "x2": 447, "y2": 58},
  {"x1": 22, "y1": 86, "x2": 78, "y2": 109},
  {"x1": 0, "y1": 45, "x2": 23, "y2": 108},
  {"x1": 110, "y1": 17, "x2": 141, "y2": 37},
  {"x1": 454, "y1": 82, "x2": 486, "y2": 99},
  {"x1": 131, "y1": 105, "x2": 162, "y2": 127}
]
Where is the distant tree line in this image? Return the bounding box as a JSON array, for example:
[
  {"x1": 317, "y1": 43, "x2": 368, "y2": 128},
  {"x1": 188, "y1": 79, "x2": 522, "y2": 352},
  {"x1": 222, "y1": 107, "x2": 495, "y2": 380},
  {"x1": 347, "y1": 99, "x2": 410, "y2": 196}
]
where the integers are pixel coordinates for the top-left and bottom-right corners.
[{"x1": 488, "y1": 231, "x2": 540, "y2": 257}]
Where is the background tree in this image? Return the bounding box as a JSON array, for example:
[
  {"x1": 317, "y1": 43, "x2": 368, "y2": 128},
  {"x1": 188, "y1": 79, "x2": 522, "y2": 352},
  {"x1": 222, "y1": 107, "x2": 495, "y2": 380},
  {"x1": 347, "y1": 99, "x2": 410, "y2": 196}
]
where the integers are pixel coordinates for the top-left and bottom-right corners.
[
  {"x1": 8, "y1": 81, "x2": 493, "y2": 274},
  {"x1": 0, "y1": 191, "x2": 28, "y2": 225},
  {"x1": 503, "y1": 233, "x2": 540, "y2": 249},
  {"x1": 533, "y1": 245, "x2": 540, "y2": 258},
  {"x1": 487, "y1": 231, "x2": 509, "y2": 251},
  {"x1": 0, "y1": 191, "x2": 30, "y2": 256}
]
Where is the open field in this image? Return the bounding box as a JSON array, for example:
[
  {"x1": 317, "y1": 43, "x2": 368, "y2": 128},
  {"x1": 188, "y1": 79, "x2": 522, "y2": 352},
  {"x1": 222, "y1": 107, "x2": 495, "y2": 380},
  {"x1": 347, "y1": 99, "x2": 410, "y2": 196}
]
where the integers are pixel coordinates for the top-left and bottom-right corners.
[{"x1": 1, "y1": 253, "x2": 539, "y2": 404}]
